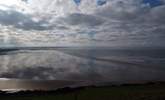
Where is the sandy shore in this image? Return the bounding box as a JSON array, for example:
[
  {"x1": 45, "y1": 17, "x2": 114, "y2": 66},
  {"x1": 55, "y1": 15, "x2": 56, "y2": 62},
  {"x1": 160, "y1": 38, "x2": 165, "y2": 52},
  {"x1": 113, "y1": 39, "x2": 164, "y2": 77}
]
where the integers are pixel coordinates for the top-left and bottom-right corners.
[{"x1": 0, "y1": 79, "x2": 90, "y2": 91}]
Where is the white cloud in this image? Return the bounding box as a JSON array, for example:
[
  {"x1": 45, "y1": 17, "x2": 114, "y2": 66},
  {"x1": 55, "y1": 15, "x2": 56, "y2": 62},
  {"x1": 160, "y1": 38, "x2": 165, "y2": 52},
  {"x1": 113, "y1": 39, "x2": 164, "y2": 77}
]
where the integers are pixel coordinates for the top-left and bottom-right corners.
[{"x1": 0, "y1": 0, "x2": 164, "y2": 47}]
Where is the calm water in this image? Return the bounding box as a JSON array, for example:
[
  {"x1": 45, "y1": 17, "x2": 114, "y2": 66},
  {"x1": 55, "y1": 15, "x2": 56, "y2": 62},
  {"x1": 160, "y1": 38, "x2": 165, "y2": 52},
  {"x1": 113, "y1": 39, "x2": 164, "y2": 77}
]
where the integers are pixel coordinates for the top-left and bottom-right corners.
[{"x1": 0, "y1": 47, "x2": 165, "y2": 90}]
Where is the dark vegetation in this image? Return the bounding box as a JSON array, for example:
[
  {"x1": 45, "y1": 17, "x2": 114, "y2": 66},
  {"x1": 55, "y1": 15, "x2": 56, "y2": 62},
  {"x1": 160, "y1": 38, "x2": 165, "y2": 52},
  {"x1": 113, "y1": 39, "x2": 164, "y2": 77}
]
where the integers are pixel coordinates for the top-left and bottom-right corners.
[{"x1": 0, "y1": 82, "x2": 165, "y2": 100}]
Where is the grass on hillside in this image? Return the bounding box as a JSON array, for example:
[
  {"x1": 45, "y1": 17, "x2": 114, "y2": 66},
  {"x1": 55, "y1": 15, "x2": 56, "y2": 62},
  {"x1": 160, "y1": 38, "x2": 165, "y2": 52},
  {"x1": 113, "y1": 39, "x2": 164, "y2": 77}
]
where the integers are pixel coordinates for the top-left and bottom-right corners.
[{"x1": 0, "y1": 83, "x2": 165, "y2": 100}]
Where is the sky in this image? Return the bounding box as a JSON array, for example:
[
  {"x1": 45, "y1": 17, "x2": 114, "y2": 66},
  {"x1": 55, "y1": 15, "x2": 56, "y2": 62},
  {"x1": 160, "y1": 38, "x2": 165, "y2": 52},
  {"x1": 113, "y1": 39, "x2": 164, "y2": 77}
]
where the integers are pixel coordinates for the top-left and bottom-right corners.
[{"x1": 0, "y1": 0, "x2": 165, "y2": 47}]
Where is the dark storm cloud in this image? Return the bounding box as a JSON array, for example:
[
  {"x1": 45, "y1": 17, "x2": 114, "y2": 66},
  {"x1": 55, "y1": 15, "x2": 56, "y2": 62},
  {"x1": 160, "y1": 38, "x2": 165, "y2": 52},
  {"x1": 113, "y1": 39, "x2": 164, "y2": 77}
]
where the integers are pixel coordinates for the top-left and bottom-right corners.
[{"x1": 0, "y1": 9, "x2": 52, "y2": 30}]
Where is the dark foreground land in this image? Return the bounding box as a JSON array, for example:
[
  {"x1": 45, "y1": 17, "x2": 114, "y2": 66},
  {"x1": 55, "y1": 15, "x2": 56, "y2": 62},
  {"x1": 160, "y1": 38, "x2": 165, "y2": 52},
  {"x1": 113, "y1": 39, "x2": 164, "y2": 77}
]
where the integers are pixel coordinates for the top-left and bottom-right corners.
[{"x1": 0, "y1": 82, "x2": 165, "y2": 100}]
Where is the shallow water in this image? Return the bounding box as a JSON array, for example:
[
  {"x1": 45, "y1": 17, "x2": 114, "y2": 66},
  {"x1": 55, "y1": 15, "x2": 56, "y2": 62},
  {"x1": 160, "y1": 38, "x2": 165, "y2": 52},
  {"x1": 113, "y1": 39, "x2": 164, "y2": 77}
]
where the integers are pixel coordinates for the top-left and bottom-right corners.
[{"x1": 0, "y1": 47, "x2": 165, "y2": 90}]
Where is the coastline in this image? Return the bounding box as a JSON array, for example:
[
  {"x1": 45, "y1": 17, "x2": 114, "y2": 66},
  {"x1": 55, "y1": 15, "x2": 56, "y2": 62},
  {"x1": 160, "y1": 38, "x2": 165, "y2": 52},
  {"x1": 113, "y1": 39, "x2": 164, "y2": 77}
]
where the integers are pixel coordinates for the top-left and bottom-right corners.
[
  {"x1": 0, "y1": 79, "x2": 165, "y2": 91},
  {"x1": 0, "y1": 81, "x2": 165, "y2": 100}
]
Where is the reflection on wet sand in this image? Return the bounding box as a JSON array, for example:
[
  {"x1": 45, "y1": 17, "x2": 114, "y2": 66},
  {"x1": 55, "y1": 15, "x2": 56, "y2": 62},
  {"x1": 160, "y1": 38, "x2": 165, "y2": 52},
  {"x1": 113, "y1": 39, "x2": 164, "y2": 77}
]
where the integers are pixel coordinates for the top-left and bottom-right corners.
[
  {"x1": 0, "y1": 48, "x2": 165, "y2": 90},
  {"x1": 0, "y1": 79, "x2": 89, "y2": 91}
]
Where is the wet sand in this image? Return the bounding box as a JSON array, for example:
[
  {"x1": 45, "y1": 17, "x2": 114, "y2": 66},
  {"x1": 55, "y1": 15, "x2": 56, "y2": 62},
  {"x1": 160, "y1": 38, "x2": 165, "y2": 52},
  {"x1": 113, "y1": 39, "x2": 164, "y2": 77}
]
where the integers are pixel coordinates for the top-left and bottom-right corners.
[{"x1": 0, "y1": 79, "x2": 89, "y2": 91}]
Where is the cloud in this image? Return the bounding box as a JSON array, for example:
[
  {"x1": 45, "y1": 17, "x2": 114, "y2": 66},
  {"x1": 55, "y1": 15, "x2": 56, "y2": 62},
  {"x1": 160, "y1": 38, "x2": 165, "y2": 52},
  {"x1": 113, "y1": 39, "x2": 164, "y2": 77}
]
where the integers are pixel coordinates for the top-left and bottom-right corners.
[
  {"x1": 21, "y1": 0, "x2": 28, "y2": 3},
  {"x1": 60, "y1": 13, "x2": 105, "y2": 27},
  {"x1": 0, "y1": 0, "x2": 164, "y2": 47},
  {"x1": 0, "y1": 9, "x2": 52, "y2": 30},
  {"x1": 0, "y1": 66, "x2": 103, "y2": 81},
  {"x1": 0, "y1": 67, "x2": 68, "y2": 80},
  {"x1": 146, "y1": 5, "x2": 165, "y2": 23},
  {"x1": 91, "y1": 0, "x2": 165, "y2": 47},
  {"x1": 0, "y1": 49, "x2": 164, "y2": 81},
  {"x1": 0, "y1": 50, "x2": 104, "y2": 80}
]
